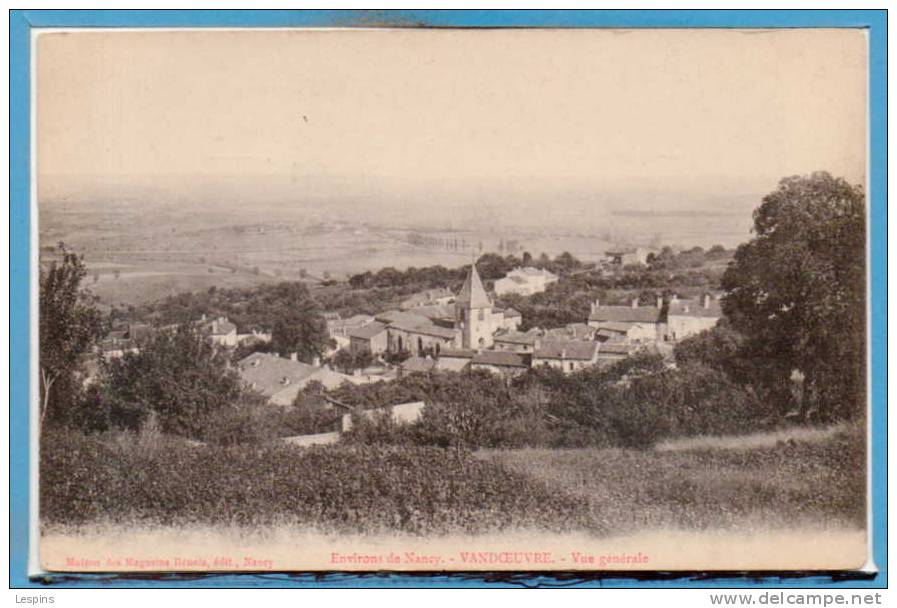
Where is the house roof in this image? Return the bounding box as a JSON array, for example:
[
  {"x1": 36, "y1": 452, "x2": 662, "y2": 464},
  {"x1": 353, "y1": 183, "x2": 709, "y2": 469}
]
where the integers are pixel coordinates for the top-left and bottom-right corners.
[
  {"x1": 406, "y1": 304, "x2": 455, "y2": 321},
  {"x1": 400, "y1": 356, "x2": 437, "y2": 374},
  {"x1": 439, "y1": 348, "x2": 476, "y2": 359},
  {"x1": 456, "y1": 263, "x2": 492, "y2": 309},
  {"x1": 375, "y1": 309, "x2": 417, "y2": 324},
  {"x1": 434, "y1": 357, "x2": 471, "y2": 372},
  {"x1": 597, "y1": 328, "x2": 628, "y2": 341},
  {"x1": 493, "y1": 329, "x2": 541, "y2": 345},
  {"x1": 389, "y1": 317, "x2": 458, "y2": 340},
  {"x1": 471, "y1": 351, "x2": 531, "y2": 368},
  {"x1": 374, "y1": 309, "x2": 458, "y2": 340},
  {"x1": 668, "y1": 298, "x2": 723, "y2": 319},
  {"x1": 500, "y1": 307, "x2": 521, "y2": 318},
  {"x1": 328, "y1": 314, "x2": 375, "y2": 332},
  {"x1": 566, "y1": 322, "x2": 596, "y2": 338},
  {"x1": 309, "y1": 366, "x2": 358, "y2": 389},
  {"x1": 210, "y1": 318, "x2": 237, "y2": 335},
  {"x1": 348, "y1": 321, "x2": 388, "y2": 340},
  {"x1": 594, "y1": 321, "x2": 634, "y2": 333},
  {"x1": 534, "y1": 340, "x2": 598, "y2": 361},
  {"x1": 598, "y1": 342, "x2": 632, "y2": 355},
  {"x1": 588, "y1": 306, "x2": 662, "y2": 324},
  {"x1": 237, "y1": 352, "x2": 319, "y2": 397},
  {"x1": 514, "y1": 266, "x2": 557, "y2": 278},
  {"x1": 543, "y1": 323, "x2": 596, "y2": 341},
  {"x1": 344, "y1": 314, "x2": 375, "y2": 326}
]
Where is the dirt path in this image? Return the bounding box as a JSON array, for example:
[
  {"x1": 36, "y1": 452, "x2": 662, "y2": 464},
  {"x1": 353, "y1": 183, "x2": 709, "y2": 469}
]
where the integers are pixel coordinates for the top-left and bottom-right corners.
[{"x1": 654, "y1": 423, "x2": 848, "y2": 452}]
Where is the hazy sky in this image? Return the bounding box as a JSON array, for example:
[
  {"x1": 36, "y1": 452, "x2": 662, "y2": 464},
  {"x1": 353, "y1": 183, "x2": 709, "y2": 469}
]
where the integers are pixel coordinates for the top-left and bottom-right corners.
[{"x1": 37, "y1": 28, "x2": 867, "y2": 217}]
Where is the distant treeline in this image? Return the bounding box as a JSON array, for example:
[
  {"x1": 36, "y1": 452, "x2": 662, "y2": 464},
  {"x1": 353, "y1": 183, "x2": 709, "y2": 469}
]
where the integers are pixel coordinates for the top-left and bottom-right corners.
[{"x1": 117, "y1": 247, "x2": 731, "y2": 332}]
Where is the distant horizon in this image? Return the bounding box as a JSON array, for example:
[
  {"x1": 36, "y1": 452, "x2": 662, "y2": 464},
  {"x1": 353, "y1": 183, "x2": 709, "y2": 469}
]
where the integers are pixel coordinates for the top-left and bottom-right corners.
[
  {"x1": 37, "y1": 28, "x2": 866, "y2": 228},
  {"x1": 38, "y1": 169, "x2": 793, "y2": 242}
]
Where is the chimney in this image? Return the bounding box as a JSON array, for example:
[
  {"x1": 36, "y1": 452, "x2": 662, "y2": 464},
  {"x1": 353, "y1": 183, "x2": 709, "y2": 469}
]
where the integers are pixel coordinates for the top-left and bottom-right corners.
[
  {"x1": 631, "y1": 298, "x2": 639, "y2": 309},
  {"x1": 656, "y1": 295, "x2": 663, "y2": 309},
  {"x1": 201, "y1": 313, "x2": 207, "y2": 322},
  {"x1": 590, "y1": 298, "x2": 600, "y2": 314},
  {"x1": 670, "y1": 294, "x2": 679, "y2": 304},
  {"x1": 703, "y1": 294, "x2": 711, "y2": 309},
  {"x1": 312, "y1": 355, "x2": 321, "y2": 367},
  {"x1": 289, "y1": 352, "x2": 298, "y2": 362},
  {"x1": 560, "y1": 348, "x2": 567, "y2": 360},
  {"x1": 533, "y1": 338, "x2": 542, "y2": 351}
]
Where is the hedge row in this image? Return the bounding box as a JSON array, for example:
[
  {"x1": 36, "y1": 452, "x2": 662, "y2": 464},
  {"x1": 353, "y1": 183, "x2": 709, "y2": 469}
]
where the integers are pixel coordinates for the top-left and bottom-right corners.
[{"x1": 40, "y1": 429, "x2": 596, "y2": 535}]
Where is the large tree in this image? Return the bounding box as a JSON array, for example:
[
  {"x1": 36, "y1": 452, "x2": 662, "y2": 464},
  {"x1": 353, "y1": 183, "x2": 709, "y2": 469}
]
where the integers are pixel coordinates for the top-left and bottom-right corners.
[
  {"x1": 101, "y1": 323, "x2": 249, "y2": 439},
  {"x1": 721, "y1": 172, "x2": 866, "y2": 420},
  {"x1": 39, "y1": 243, "x2": 104, "y2": 428},
  {"x1": 266, "y1": 282, "x2": 331, "y2": 363}
]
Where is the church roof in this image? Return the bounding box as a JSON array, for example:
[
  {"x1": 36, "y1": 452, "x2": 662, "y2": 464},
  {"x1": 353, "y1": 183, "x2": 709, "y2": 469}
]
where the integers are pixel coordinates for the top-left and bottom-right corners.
[{"x1": 456, "y1": 263, "x2": 492, "y2": 309}]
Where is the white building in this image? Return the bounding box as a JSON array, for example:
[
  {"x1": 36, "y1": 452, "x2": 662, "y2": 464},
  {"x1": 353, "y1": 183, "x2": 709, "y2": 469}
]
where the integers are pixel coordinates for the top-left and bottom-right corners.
[
  {"x1": 494, "y1": 267, "x2": 559, "y2": 296},
  {"x1": 665, "y1": 295, "x2": 723, "y2": 341},
  {"x1": 532, "y1": 339, "x2": 600, "y2": 374},
  {"x1": 587, "y1": 298, "x2": 664, "y2": 343},
  {"x1": 202, "y1": 315, "x2": 238, "y2": 347}
]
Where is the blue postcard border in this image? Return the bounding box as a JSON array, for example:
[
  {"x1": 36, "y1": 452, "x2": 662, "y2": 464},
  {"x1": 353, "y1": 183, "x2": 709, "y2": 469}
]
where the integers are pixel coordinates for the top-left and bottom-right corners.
[{"x1": 8, "y1": 9, "x2": 887, "y2": 589}]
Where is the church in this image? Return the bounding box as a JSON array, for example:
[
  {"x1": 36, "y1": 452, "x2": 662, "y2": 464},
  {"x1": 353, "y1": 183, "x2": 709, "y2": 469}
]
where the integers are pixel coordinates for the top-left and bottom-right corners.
[
  {"x1": 453, "y1": 262, "x2": 521, "y2": 349},
  {"x1": 353, "y1": 262, "x2": 521, "y2": 358}
]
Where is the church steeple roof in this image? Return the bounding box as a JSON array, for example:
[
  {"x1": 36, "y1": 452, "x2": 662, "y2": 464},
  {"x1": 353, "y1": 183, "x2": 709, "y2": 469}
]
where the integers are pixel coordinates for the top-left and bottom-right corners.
[{"x1": 457, "y1": 262, "x2": 492, "y2": 308}]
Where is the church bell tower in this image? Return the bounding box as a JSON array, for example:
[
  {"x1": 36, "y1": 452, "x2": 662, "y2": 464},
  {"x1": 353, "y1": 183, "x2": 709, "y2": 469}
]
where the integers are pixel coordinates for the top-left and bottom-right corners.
[{"x1": 455, "y1": 262, "x2": 494, "y2": 350}]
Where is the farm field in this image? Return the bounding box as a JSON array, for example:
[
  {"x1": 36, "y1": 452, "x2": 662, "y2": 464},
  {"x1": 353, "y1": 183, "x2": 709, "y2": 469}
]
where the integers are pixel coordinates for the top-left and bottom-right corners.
[
  {"x1": 39, "y1": 197, "x2": 748, "y2": 307},
  {"x1": 39, "y1": 424, "x2": 866, "y2": 572},
  {"x1": 82, "y1": 262, "x2": 281, "y2": 308}
]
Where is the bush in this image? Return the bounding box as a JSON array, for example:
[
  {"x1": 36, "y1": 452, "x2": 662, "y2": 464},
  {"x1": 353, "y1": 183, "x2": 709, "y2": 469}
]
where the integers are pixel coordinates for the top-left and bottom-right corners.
[
  {"x1": 40, "y1": 430, "x2": 596, "y2": 535},
  {"x1": 203, "y1": 401, "x2": 280, "y2": 447}
]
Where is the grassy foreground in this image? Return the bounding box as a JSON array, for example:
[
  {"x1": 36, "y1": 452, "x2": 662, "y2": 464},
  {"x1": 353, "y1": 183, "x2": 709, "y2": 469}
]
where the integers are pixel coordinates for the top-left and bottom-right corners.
[
  {"x1": 479, "y1": 423, "x2": 866, "y2": 534},
  {"x1": 41, "y1": 424, "x2": 865, "y2": 537},
  {"x1": 40, "y1": 430, "x2": 593, "y2": 535}
]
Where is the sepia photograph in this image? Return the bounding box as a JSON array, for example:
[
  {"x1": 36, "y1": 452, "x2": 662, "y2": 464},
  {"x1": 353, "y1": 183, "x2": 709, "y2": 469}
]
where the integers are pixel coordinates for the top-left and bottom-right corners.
[{"x1": 31, "y1": 24, "x2": 871, "y2": 575}]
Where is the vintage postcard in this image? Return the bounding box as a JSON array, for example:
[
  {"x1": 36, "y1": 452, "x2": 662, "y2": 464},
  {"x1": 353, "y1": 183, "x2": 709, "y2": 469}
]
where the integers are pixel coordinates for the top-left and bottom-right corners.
[{"x1": 33, "y1": 26, "x2": 870, "y2": 574}]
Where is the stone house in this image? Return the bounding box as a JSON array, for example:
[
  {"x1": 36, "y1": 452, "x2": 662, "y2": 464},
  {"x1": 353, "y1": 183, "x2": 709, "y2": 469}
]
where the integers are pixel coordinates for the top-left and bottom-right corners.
[
  {"x1": 532, "y1": 339, "x2": 600, "y2": 374},
  {"x1": 348, "y1": 321, "x2": 389, "y2": 355},
  {"x1": 665, "y1": 294, "x2": 723, "y2": 341},
  {"x1": 469, "y1": 350, "x2": 531, "y2": 377},
  {"x1": 587, "y1": 298, "x2": 664, "y2": 343}
]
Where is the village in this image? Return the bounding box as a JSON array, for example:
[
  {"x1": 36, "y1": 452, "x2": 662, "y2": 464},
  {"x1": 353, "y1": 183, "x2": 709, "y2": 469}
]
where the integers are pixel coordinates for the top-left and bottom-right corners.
[{"x1": 93, "y1": 247, "x2": 724, "y2": 444}]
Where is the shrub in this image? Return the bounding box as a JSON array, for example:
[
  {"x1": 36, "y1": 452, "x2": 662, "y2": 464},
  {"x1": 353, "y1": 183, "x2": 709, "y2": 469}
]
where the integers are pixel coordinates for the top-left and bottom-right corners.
[{"x1": 203, "y1": 401, "x2": 281, "y2": 447}]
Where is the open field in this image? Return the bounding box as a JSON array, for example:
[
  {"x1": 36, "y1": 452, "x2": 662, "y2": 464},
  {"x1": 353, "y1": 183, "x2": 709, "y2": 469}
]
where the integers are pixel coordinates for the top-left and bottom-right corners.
[
  {"x1": 39, "y1": 197, "x2": 748, "y2": 307},
  {"x1": 479, "y1": 423, "x2": 865, "y2": 535},
  {"x1": 80, "y1": 262, "x2": 280, "y2": 308}
]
